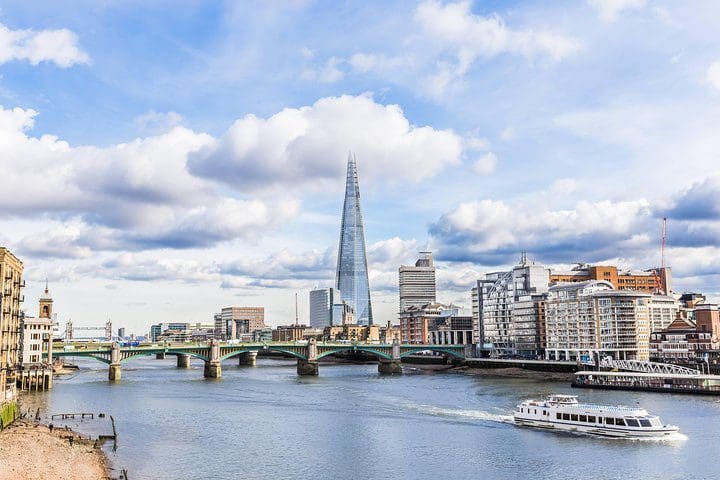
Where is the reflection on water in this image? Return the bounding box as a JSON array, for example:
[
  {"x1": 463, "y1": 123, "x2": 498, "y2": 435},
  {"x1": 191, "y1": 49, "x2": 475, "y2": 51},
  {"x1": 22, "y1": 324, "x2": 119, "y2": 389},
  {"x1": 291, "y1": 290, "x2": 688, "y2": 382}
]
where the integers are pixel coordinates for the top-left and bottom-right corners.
[{"x1": 18, "y1": 357, "x2": 720, "y2": 480}]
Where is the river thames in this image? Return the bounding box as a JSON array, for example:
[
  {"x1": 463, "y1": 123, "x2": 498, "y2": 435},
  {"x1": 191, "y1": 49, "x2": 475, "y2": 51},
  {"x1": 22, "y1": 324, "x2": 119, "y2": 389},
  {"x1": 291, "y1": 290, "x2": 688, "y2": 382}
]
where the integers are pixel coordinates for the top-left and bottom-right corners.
[{"x1": 19, "y1": 358, "x2": 720, "y2": 480}]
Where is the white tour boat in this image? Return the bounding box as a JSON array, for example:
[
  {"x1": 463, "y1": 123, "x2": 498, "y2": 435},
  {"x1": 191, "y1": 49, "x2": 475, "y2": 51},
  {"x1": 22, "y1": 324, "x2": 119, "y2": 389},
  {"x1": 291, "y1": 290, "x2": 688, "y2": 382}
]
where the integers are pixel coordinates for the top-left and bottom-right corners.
[{"x1": 513, "y1": 394, "x2": 678, "y2": 438}]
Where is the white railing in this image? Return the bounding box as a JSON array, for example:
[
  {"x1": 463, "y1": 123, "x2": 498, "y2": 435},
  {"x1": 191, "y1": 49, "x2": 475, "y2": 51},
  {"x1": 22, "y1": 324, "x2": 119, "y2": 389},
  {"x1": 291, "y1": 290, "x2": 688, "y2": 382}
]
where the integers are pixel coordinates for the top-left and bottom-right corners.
[{"x1": 599, "y1": 357, "x2": 701, "y2": 375}]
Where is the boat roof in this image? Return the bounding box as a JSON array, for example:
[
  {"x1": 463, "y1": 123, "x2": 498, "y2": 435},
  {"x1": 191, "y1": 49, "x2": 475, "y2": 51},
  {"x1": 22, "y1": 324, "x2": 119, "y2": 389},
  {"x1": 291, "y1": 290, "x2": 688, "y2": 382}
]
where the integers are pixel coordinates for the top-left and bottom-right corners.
[{"x1": 576, "y1": 370, "x2": 720, "y2": 380}]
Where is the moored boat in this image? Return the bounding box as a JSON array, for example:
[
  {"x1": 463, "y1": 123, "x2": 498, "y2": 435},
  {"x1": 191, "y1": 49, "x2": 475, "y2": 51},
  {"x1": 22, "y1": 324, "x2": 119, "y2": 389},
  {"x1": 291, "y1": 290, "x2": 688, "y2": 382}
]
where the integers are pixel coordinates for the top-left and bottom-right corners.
[{"x1": 513, "y1": 394, "x2": 678, "y2": 438}]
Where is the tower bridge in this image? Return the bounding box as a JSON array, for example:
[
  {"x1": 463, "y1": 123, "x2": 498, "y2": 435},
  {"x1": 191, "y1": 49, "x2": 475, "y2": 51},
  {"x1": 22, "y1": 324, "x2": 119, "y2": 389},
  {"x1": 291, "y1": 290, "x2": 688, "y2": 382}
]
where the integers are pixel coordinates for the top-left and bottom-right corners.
[{"x1": 53, "y1": 338, "x2": 468, "y2": 381}]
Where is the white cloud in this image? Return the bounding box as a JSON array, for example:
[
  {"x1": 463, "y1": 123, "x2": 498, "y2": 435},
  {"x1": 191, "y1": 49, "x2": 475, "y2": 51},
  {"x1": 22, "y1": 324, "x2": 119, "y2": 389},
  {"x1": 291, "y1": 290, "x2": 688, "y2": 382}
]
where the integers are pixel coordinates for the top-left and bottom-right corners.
[
  {"x1": 301, "y1": 57, "x2": 345, "y2": 83},
  {"x1": 415, "y1": 0, "x2": 581, "y2": 61},
  {"x1": 134, "y1": 111, "x2": 184, "y2": 133},
  {"x1": 472, "y1": 152, "x2": 497, "y2": 175},
  {"x1": 0, "y1": 105, "x2": 299, "y2": 251},
  {"x1": 0, "y1": 22, "x2": 89, "y2": 67},
  {"x1": 549, "y1": 178, "x2": 579, "y2": 196},
  {"x1": 431, "y1": 197, "x2": 654, "y2": 263},
  {"x1": 706, "y1": 60, "x2": 720, "y2": 92},
  {"x1": 189, "y1": 94, "x2": 462, "y2": 190},
  {"x1": 587, "y1": 0, "x2": 648, "y2": 22}
]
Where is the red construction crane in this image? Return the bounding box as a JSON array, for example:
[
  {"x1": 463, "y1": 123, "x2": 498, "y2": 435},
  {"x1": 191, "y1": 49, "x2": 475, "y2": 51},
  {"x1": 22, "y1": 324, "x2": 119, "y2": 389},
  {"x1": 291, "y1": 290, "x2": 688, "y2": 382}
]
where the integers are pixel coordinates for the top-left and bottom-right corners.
[
  {"x1": 661, "y1": 216, "x2": 667, "y2": 271},
  {"x1": 653, "y1": 217, "x2": 668, "y2": 294}
]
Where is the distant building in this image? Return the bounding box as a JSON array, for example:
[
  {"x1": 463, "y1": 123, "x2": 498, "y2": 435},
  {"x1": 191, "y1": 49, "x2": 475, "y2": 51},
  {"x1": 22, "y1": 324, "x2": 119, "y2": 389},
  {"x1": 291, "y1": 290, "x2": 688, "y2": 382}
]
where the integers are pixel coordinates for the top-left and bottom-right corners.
[
  {"x1": 323, "y1": 324, "x2": 382, "y2": 342},
  {"x1": 309, "y1": 288, "x2": 343, "y2": 329},
  {"x1": 549, "y1": 263, "x2": 672, "y2": 295},
  {"x1": 429, "y1": 315, "x2": 473, "y2": 345},
  {"x1": 253, "y1": 327, "x2": 272, "y2": 342},
  {"x1": 155, "y1": 323, "x2": 214, "y2": 343},
  {"x1": 696, "y1": 304, "x2": 720, "y2": 342},
  {"x1": 399, "y1": 252, "x2": 436, "y2": 313},
  {"x1": 150, "y1": 322, "x2": 189, "y2": 342},
  {"x1": 1, "y1": 247, "x2": 24, "y2": 403},
  {"x1": 117, "y1": 328, "x2": 126, "y2": 340},
  {"x1": 221, "y1": 307, "x2": 265, "y2": 340},
  {"x1": 472, "y1": 255, "x2": 549, "y2": 357},
  {"x1": 648, "y1": 295, "x2": 680, "y2": 333},
  {"x1": 544, "y1": 280, "x2": 651, "y2": 361},
  {"x1": 273, "y1": 325, "x2": 308, "y2": 342},
  {"x1": 400, "y1": 303, "x2": 460, "y2": 344},
  {"x1": 213, "y1": 313, "x2": 223, "y2": 339}
]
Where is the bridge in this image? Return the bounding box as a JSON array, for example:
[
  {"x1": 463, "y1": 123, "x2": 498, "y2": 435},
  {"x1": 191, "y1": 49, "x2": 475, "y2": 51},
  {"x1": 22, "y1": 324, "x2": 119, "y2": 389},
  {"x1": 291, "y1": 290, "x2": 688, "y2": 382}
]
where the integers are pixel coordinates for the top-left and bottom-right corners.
[{"x1": 53, "y1": 339, "x2": 468, "y2": 381}]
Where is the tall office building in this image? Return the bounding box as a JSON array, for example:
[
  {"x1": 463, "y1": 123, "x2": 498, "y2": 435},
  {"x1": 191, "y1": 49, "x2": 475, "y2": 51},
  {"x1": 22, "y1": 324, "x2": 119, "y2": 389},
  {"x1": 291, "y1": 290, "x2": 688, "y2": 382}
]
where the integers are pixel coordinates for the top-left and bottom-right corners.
[
  {"x1": 309, "y1": 287, "x2": 343, "y2": 329},
  {"x1": 399, "y1": 252, "x2": 436, "y2": 312},
  {"x1": 335, "y1": 153, "x2": 373, "y2": 325}
]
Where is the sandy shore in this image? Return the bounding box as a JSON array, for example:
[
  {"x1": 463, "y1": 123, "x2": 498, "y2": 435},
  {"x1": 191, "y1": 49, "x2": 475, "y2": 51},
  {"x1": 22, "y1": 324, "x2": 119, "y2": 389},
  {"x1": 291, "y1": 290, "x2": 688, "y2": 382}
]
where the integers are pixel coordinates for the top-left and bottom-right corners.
[{"x1": 0, "y1": 420, "x2": 109, "y2": 480}]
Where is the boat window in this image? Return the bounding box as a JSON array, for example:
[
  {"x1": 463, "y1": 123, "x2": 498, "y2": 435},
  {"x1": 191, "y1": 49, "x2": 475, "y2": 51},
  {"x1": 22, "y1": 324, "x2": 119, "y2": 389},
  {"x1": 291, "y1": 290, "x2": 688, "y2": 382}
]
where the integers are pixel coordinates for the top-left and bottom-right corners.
[
  {"x1": 606, "y1": 418, "x2": 615, "y2": 425},
  {"x1": 563, "y1": 413, "x2": 570, "y2": 421},
  {"x1": 615, "y1": 419, "x2": 626, "y2": 426},
  {"x1": 556, "y1": 413, "x2": 561, "y2": 420},
  {"x1": 639, "y1": 419, "x2": 652, "y2": 427},
  {"x1": 588, "y1": 416, "x2": 596, "y2": 423},
  {"x1": 626, "y1": 419, "x2": 640, "y2": 427},
  {"x1": 579, "y1": 415, "x2": 587, "y2": 422},
  {"x1": 571, "y1": 414, "x2": 578, "y2": 422}
]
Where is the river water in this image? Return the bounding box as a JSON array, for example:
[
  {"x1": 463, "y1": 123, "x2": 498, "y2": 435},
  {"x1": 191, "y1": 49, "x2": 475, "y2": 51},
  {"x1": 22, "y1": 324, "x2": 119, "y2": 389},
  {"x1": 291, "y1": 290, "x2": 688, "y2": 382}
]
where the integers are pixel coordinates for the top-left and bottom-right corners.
[{"x1": 18, "y1": 357, "x2": 720, "y2": 480}]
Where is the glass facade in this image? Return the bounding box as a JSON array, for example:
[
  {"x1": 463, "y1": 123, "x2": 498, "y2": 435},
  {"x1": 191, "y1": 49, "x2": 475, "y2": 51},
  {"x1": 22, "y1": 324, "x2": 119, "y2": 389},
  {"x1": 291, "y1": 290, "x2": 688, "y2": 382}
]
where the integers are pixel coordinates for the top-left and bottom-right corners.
[{"x1": 335, "y1": 153, "x2": 373, "y2": 325}]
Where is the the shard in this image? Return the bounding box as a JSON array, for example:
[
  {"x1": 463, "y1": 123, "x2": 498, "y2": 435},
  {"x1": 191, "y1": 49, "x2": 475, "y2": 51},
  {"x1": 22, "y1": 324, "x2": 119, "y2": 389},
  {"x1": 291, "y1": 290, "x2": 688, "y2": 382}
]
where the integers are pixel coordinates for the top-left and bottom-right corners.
[{"x1": 335, "y1": 152, "x2": 373, "y2": 325}]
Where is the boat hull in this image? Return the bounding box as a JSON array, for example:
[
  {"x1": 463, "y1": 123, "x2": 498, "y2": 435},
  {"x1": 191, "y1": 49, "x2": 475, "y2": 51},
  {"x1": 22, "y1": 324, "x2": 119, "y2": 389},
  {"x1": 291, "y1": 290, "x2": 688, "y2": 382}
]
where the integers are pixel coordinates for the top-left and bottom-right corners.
[{"x1": 513, "y1": 416, "x2": 678, "y2": 438}]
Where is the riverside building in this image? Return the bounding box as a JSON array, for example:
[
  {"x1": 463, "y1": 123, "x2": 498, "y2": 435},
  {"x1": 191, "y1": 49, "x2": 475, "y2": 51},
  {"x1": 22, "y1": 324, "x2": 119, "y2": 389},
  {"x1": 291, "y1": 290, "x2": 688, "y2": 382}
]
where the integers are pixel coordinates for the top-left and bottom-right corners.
[
  {"x1": 544, "y1": 280, "x2": 651, "y2": 361},
  {"x1": 400, "y1": 303, "x2": 460, "y2": 344},
  {"x1": 20, "y1": 283, "x2": 55, "y2": 366},
  {"x1": 399, "y1": 252, "x2": 436, "y2": 312},
  {"x1": 0, "y1": 247, "x2": 24, "y2": 404},
  {"x1": 472, "y1": 255, "x2": 549, "y2": 357}
]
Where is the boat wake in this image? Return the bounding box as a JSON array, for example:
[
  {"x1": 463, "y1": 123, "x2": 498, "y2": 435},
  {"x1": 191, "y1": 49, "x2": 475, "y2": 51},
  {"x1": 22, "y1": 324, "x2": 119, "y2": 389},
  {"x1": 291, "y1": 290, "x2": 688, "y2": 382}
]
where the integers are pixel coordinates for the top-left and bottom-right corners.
[{"x1": 406, "y1": 403, "x2": 514, "y2": 425}]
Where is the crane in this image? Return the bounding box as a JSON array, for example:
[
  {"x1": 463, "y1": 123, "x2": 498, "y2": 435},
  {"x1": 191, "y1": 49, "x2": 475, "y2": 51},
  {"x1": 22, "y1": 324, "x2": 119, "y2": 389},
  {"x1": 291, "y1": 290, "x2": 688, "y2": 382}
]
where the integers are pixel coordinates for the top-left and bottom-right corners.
[{"x1": 653, "y1": 217, "x2": 668, "y2": 295}]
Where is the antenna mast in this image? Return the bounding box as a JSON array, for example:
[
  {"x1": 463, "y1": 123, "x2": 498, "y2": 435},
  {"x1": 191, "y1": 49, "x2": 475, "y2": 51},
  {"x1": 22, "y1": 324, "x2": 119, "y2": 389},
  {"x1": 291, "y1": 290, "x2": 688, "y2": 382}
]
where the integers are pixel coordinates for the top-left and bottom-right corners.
[{"x1": 295, "y1": 292, "x2": 299, "y2": 326}]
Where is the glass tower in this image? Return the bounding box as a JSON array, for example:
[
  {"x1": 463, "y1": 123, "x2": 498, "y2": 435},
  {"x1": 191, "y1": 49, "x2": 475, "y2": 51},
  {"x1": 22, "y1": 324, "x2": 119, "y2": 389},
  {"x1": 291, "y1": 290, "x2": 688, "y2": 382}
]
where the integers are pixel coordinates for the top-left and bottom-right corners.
[{"x1": 335, "y1": 152, "x2": 373, "y2": 325}]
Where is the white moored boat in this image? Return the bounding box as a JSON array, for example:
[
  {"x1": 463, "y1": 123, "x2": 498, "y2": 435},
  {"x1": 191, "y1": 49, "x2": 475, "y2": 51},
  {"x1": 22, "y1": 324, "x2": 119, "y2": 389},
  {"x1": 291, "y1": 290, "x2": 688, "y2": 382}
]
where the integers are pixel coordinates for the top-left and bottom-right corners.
[{"x1": 513, "y1": 394, "x2": 678, "y2": 438}]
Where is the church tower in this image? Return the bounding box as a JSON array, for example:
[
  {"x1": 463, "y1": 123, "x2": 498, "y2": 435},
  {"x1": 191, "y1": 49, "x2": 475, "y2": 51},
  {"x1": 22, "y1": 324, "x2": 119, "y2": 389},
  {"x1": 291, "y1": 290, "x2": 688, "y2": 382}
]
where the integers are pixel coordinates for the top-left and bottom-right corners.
[{"x1": 39, "y1": 279, "x2": 53, "y2": 319}]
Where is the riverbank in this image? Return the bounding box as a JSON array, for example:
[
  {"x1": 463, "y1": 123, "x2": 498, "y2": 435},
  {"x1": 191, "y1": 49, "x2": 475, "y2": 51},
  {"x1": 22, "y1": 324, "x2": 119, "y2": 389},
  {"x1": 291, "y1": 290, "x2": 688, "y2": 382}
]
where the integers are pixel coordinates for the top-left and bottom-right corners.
[
  {"x1": 0, "y1": 419, "x2": 109, "y2": 480},
  {"x1": 456, "y1": 365, "x2": 574, "y2": 382}
]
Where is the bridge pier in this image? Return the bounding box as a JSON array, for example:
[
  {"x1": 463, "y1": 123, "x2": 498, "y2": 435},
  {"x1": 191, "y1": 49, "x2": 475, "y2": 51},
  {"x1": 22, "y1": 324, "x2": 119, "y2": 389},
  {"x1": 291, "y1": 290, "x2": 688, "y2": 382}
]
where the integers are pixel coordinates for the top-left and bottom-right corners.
[
  {"x1": 177, "y1": 354, "x2": 190, "y2": 368},
  {"x1": 379, "y1": 339, "x2": 403, "y2": 375},
  {"x1": 156, "y1": 352, "x2": 166, "y2": 360},
  {"x1": 204, "y1": 339, "x2": 221, "y2": 379},
  {"x1": 297, "y1": 338, "x2": 319, "y2": 376},
  {"x1": 109, "y1": 363, "x2": 122, "y2": 381},
  {"x1": 378, "y1": 359, "x2": 402, "y2": 375},
  {"x1": 238, "y1": 352, "x2": 257, "y2": 366},
  {"x1": 109, "y1": 342, "x2": 121, "y2": 381}
]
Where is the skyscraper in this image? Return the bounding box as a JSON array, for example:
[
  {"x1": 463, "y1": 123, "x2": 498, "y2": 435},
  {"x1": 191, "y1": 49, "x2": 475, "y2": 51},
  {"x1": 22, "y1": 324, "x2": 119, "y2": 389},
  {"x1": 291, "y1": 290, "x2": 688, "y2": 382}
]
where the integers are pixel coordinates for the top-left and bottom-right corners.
[
  {"x1": 335, "y1": 153, "x2": 373, "y2": 325},
  {"x1": 309, "y1": 287, "x2": 343, "y2": 329},
  {"x1": 399, "y1": 251, "x2": 436, "y2": 312}
]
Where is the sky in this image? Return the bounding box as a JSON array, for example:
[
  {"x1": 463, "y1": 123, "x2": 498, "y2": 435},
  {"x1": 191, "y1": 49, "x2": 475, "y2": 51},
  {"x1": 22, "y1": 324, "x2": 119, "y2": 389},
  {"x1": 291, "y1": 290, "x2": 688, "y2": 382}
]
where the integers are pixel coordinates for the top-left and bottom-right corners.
[{"x1": 1, "y1": 0, "x2": 720, "y2": 334}]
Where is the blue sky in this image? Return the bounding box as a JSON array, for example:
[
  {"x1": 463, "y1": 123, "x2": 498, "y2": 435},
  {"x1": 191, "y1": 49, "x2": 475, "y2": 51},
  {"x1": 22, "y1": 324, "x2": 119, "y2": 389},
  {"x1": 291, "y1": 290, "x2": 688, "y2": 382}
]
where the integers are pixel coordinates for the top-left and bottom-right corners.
[{"x1": 1, "y1": 0, "x2": 720, "y2": 334}]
